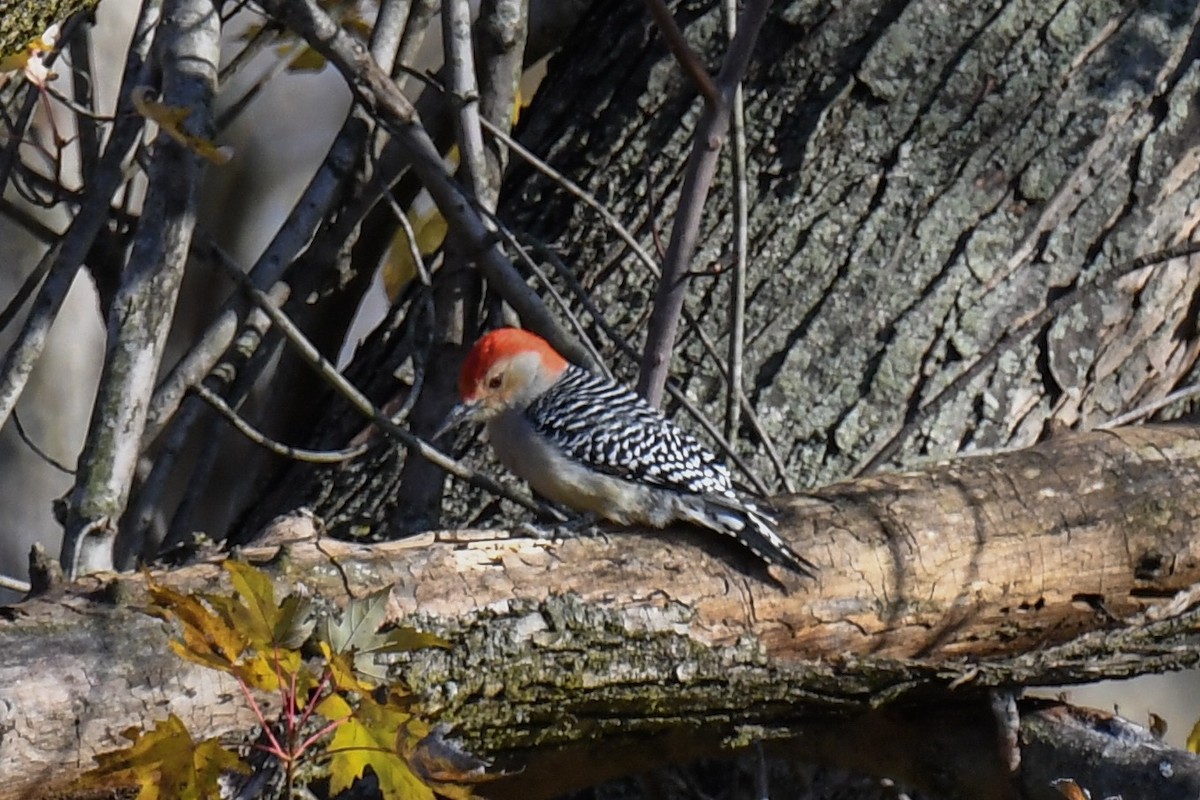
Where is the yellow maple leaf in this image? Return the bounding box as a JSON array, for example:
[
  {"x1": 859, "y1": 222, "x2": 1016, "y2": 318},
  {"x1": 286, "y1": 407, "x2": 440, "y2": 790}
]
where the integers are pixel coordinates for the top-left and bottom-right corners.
[
  {"x1": 148, "y1": 580, "x2": 246, "y2": 672},
  {"x1": 80, "y1": 714, "x2": 247, "y2": 800},
  {"x1": 1187, "y1": 717, "x2": 1200, "y2": 753},
  {"x1": 320, "y1": 640, "x2": 375, "y2": 693},
  {"x1": 132, "y1": 86, "x2": 234, "y2": 165},
  {"x1": 324, "y1": 691, "x2": 439, "y2": 799},
  {"x1": 149, "y1": 561, "x2": 313, "y2": 687},
  {"x1": 285, "y1": 45, "x2": 327, "y2": 72},
  {"x1": 315, "y1": 691, "x2": 354, "y2": 722}
]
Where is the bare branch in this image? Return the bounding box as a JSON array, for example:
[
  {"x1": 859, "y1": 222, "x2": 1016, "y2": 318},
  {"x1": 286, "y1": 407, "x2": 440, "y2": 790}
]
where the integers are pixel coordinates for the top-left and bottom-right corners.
[
  {"x1": 642, "y1": 0, "x2": 720, "y2": 104},
  {"x1": 1098, "y1": 382, "x2": 1200, "y2": 429},
  {"x1": 12, "y1": 410, "x2": 73, "y2": 475},
  {"x1": 0, "y1": 0, "x2": 158, "y2": 435},
  {"x1": 371, "y1": 0, "x2": 413, "y2": 74},
  {"x1": 61, "y1": 0, "x2": 219, "y2": 577},
  {"x1": 722, "y1": 0, "x2": 748, "y2": 447},
  {"x1": 391, "y1": 0, "x2": 438, "y2": 86},
  {"x1": 258, "y1": 0, "x2": 590, "y2": 367},
  {"x1": 443, "y1": 0, "x2": 489, "y2": 200},
  {"x1": 0, "y1": 573, "x2": 30, "y2": 594},
  {"x1": 190, "y1": 382, "x2": 368, "y2": 464},
  {"x1": 636, "y1": 0, "x2": 771, "y2": 406},
  {"x1": 476, "y1": 0, "x2": 529, "y2": 182}
]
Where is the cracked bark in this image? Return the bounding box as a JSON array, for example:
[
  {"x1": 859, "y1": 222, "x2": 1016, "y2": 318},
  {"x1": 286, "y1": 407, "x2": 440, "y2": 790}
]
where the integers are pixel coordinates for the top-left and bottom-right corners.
[
  {"x1": 501, "y1": 0, "x2": 1200, "y2": 491},
  {"x1": 263, "y1": 0, "x2": 1200, "y2": 540},
  {"x1": 3, "y1": 426, "x2": 1200, "y2": 798}
]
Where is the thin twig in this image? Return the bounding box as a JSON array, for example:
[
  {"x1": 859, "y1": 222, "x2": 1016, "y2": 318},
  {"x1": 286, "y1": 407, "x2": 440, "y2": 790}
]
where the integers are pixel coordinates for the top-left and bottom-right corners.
[
  {"x1": 67, "y1": 23, "x2": 101, "y2": 182},
  {"x1": 205, "y1": 242, "x2": 559, "y2": 518},
  {"x1": 0, "y1": 196, "x2": 62, "y2": 243},
  {"x1": 1097, "y1": 383, "x2": 1200, "y2": 430},
  {"x1": 0, "y1": 14, "x2": 86, "y2": 192},
  {"x1": 41, "y1": 85, "x2": 115, "y2": 122},
  {"x1": 133, "y1": 280, "x2": 289, "y2": 557},
  {"x1": 722, "y1": 0, "x2": 748, "y2": 446},
  {"x1": 191, "y1": 382, "x2": 369, "y2": 463},
  {"x1": 388, "y1": 0, "x2": 495, "y2": 526},
  {"x1": 637, "y1": 0, "x2": 772, "y2": 406},
  {"x1": 478, "y1": 114, "x2": 661, "y2": 277},
  {"x1": 382, "y1": 191, "x2": 432, "y2": 285},
  {"x1": 0, "y1": 574, "x2": 31, "y2": 594},
  {"x1": 216, "y1": 49, "x2": 294, "y2": 132},
  {"x1": 218, "y1": 14, "x2": 278, "y2": 82},
  {"x1": 0, "y1": 242, "x2": 58, "y2": 336},
  {"x1": 643, "y1": 0, "x2": 720, "y2": 104},
  {"x1": 677, "y1": 309, "x2": 793, "y2": 493},
  {"x1": 12, "y1": 410, "x2": 74, "y2": 474}
]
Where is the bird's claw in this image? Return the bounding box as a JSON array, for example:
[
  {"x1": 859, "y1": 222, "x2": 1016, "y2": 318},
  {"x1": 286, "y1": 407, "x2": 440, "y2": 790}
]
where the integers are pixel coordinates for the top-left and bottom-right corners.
[{"x1": 515, "y1": 515, "x2": 610, "y2": 543}]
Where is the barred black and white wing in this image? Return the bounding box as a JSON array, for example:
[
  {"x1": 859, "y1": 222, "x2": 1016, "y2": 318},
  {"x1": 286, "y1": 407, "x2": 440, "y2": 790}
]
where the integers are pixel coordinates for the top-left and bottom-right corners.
[
  {"x1": 525, "y1": 366, "x2": 732, "y2": 493},
  {"x1": 523, "y1": 366, "x2": 817, "y2": 577}
]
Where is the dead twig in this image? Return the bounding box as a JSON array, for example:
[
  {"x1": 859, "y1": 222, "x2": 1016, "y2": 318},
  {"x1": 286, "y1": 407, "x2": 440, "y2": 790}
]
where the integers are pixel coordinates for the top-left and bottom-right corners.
[
  {"x1": 259, "y1": 0, "x2": 590, "y2": 367},
  {"x1": 722, "y1": 0, "x2": 749, "y2": 447},
  {"x1": 643, "y1": 0, "x2": 720, "y2": 104},
  {"x1": 190, "y1": 382, "x2": 368, "y2": 463},
  {"x1": 205, "y1": 242, "x2": 558, "y2": 519},
  {"x1": 637, "y1": 0, "x2": 772, "y2": 406}
]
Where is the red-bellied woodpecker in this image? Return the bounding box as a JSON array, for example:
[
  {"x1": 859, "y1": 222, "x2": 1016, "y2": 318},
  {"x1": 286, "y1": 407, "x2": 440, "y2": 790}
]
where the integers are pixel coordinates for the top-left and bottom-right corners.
[{"x1": 442, "y1": 327, "x2": 816, "y2": 577}]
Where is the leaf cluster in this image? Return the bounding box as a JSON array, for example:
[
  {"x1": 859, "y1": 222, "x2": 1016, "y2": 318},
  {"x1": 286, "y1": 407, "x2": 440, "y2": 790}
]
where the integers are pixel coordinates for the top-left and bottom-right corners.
[{"x1": 76, "y1": 560, "x2": 490, "y2": 799}]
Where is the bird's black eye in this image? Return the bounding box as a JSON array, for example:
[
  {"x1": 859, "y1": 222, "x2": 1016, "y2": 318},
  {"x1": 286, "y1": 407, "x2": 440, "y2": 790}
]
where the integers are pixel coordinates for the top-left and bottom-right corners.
[{"x1": 487, "y1": 374, "x2": 503, "y2": 389}]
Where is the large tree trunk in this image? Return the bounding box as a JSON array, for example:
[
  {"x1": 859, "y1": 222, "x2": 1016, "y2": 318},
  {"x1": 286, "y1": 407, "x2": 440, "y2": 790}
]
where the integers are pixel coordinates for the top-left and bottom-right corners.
[
  {"x1": 4, "y1": 427, "x2": 1200, "y2": 798},
  {"x1": 504, "y1": 0, "x2": 1200, "y2": 486},
  {"x1": 254, "y1": 0, "x2": 1200, "y2": 540}
]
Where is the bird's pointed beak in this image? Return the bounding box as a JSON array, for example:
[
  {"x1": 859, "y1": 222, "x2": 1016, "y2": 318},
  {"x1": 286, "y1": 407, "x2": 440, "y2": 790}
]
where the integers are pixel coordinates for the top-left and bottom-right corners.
[{"x1": 433, "y1": 401, "x2": 479, "y2": 441}]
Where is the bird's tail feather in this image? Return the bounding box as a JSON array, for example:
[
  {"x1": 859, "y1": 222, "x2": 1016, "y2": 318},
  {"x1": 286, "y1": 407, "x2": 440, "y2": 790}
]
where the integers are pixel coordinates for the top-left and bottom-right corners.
[{"x1": 689, "y1": 497, "x2": 818, "y2": 578}]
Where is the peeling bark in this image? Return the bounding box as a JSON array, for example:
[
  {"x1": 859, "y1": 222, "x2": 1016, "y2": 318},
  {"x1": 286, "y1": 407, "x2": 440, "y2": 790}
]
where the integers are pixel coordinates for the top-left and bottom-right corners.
[{"x1": 3, "y1": 426, "x2": 1200, "y2": 798}]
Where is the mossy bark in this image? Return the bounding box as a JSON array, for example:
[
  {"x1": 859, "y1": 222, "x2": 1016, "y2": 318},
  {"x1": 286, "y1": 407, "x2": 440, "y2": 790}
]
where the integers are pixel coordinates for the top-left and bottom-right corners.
[
  {"x1": 0, "y1": 0, "x2": 96, "y2": 57},
  {"x1": 4, "y1": 427, "x2": 1200, "y2": 798}
]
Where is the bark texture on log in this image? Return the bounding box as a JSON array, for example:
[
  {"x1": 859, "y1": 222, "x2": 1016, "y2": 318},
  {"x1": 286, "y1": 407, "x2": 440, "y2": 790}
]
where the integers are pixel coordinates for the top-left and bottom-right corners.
[{"x1": 3, "y1": 426, "x2": 1200, "y2": 798}]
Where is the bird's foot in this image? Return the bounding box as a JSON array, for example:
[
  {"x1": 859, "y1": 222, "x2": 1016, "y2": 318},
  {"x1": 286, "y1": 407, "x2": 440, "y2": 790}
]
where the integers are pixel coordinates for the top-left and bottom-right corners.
[{"x1": 514, "y1": 514, "x2": 610, "y2": 543}]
